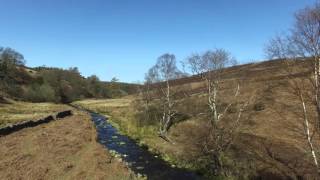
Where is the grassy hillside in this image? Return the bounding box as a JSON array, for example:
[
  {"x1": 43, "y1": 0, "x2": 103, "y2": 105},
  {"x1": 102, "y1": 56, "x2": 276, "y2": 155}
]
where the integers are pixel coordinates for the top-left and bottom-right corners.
[
  {"x1": 74, "y1": 58, "x2": 318, "y2": 179},
  {"x1": 0, "y1": 65, "x2": 139, "y2": 103}
]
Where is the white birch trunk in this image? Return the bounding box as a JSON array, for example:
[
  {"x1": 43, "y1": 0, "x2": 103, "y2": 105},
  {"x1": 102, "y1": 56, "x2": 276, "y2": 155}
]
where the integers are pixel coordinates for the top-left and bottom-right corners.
[{"x1": 300, "y1": 93, "x2": 319, "y2": 169}]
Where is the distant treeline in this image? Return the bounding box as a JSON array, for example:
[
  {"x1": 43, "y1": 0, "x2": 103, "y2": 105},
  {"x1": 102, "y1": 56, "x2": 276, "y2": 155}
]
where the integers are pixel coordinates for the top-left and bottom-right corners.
[{"x1": 0, "y1": 47, "x2": 139, "y2": 103}]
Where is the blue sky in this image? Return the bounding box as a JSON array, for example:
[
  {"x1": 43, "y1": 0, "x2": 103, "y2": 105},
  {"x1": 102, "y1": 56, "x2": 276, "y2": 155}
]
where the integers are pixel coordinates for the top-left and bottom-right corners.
[{"x1": 0, "y1": 0, "x2": 316, "y2": 82}]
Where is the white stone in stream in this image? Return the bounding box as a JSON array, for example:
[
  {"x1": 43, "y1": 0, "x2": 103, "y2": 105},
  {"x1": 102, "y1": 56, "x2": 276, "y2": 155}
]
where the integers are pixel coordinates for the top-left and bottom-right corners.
[
  {"x1": 136, "y1": 166, "x2": 144, "y2": 170},
  {"x1": 115, "y1": 154, "x2": 120, "y2": 158},
  {"x1": 119, "y1": 142, "x2": 126, "y2": 145},
  {"x1": 137, "y1": 173, "x2": 142, "y2": 178}
]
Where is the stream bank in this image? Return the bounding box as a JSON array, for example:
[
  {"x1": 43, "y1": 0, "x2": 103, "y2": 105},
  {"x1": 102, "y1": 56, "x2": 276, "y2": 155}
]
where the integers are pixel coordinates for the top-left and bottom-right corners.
[{"x1": 90, "y1": 112, "x2": 203, "y2": 180}]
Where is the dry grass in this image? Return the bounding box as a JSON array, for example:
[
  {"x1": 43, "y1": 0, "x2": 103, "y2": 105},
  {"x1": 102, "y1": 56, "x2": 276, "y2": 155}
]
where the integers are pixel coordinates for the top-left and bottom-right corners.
[
  {"x1": 74, "y1": 98, "x2": 132, "y2": 118},
  {"x1": 0, "y1": 101, "x2": 70, "y2": 127},
  {"x1": 73, "y1": 98, "x2": 200, "y2": 170},
  {"x1": 74, "y1": 59, "x2": 320, "y2": 178},
  {"x1": 73, "y1": 98, "x2": 157, "y2": 139},
  {"x1": 0, "y1": 110, "x2": 137, "y2": 180},
  {"x1": 75, "y1": 98, "x2": 132, "y2": 109}
]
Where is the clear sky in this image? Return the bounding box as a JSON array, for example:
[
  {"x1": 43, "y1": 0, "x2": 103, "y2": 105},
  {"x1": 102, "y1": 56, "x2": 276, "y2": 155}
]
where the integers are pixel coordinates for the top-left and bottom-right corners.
[{"x1": 0, "y1": 0, "x2": 316, "y2": 82}]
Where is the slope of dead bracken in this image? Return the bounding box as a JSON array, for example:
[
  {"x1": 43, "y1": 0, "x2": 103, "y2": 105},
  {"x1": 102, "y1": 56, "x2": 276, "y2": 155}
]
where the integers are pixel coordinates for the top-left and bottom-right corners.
[{"x1": 76, "y1": 59, "x2": 319, "y2": 179}]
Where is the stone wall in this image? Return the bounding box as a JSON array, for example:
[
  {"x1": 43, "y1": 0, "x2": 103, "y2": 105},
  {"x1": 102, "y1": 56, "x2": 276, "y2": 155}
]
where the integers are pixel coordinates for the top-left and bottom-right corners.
[{"x1": 0, "y1": 110, "x2": 73, "y2": 136}]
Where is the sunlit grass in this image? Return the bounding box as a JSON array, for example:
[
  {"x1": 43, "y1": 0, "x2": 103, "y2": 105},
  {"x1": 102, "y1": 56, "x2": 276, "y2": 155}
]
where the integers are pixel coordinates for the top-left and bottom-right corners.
[
  {"x1": 73, "y1": 98, "x2": 199, "y2": 172},
  {"x1": 74, "y1": 98, "x2": 132, "y2": 108},
  {"x1": 0, "y1": 101, "x2": 69, "y2": 127},
  {"x1": 73, "y1": 98, "x2": 158, "y2": 139}
]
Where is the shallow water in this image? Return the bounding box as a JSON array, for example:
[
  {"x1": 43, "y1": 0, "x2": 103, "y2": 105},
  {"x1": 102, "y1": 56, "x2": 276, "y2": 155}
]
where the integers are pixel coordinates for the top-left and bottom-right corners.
[{"x1": 90, "y1": 112, "x2": 202, "y2": 180}]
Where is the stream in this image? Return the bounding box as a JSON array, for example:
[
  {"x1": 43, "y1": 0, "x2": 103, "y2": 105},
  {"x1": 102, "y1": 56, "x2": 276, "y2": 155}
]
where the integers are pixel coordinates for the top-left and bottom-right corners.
[{"x1": 90, "y1": 112, "x2": 203, "y2": 180}]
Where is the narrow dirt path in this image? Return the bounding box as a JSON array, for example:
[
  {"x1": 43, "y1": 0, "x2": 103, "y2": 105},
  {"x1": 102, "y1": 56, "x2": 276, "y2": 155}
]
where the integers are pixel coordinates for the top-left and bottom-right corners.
[{"x1": 0, "y1": 110, "x2": 135, "y2": 180}]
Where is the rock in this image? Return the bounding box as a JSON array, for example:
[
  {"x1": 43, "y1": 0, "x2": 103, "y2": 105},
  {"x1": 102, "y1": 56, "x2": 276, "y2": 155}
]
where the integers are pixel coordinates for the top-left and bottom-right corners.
[
  {"x1": 136, "y1": 166, "x2": 144, "y2": 170},
  {"x1": 137, "y1": 173, "x2": 142, "y2": 178},
  {"x1": 0, "y1": 112, "x2": 65, "y2": 136},
  {"x1": 119, "y1": 142, "x2": 126, "y2": 145},
  {"x1": 56, "y1": 110, "x2": 72, "y2": 119}
]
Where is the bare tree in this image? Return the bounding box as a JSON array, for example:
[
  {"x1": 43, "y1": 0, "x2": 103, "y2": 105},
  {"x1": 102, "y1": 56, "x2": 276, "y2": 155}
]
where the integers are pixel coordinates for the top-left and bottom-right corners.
[
  {"x1": 265, "y1": 1, "x2": 320, "y2": 174},
  {"x1": 138, "y1": 67, "x2": 158, "y2": 123},
  {"x1": 186, "y1": 49, "x2": 249, "y2": 176},
  {"x1": 145, "y1": 53, "x2": 181, "y2": 140}
]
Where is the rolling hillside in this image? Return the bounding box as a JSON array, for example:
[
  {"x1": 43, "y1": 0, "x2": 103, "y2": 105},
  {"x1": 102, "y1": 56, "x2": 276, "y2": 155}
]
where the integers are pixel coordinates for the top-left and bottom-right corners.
[
  {"x1": 75, "y1": 58, "x2": 318, "y2": 179},
  {"x1": 0, "y1": 64, "x2": 140, "y2": 103}
]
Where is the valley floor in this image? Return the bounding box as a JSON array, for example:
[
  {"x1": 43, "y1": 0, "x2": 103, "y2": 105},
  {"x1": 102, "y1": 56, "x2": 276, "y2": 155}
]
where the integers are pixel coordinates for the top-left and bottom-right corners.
[
  {"x1": 74, "y1": 96, "x2": 319, "y2": 179},
  {"x1": 0, "y1": 109, "x2": 136, "y2": 180}
]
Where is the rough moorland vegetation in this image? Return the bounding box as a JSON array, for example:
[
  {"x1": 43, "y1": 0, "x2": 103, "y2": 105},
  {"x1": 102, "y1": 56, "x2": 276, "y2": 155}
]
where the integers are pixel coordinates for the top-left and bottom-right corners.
[
  {"x1": 75, "y1": 2, "x2": 320, "y2": 179},
  {"x1": 1, "y1": 1, "x2": 319, "y2": 180},
  {"x1": 0, "y1": 110, "x2": 138, "y2": 180}
]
